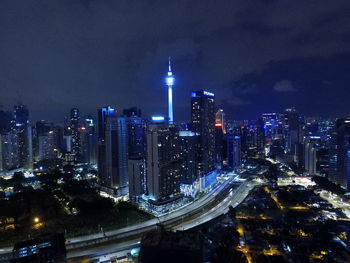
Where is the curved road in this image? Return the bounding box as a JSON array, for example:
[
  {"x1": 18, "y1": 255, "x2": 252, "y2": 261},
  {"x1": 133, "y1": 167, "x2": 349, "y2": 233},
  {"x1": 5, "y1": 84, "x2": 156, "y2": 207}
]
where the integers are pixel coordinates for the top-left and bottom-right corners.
[
  {"x1": 67, "y1": 179, "x2": 256, "y2": 261},
  {"x1": 0, "y1": 178, "x2": 256, "y2": 262}
]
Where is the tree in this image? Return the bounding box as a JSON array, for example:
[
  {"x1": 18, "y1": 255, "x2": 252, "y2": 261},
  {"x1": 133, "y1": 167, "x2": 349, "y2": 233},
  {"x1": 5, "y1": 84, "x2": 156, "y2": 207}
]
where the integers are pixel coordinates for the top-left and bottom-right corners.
[
  {"x1": 0, "y1": 177, "x2": 9, "y2": 190},
  {"x1": 12, "y1": 172, "x2": 25, "y2": 185},
  {"x1": 13, "y1": 184, "x2": 24, "y2": 192}
]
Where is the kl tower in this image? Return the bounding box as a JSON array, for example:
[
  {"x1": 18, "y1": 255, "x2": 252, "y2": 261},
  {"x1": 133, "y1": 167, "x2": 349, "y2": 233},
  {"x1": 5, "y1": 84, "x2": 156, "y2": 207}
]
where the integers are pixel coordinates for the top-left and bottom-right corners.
[{"x1": 165, "y1": 56, "x2": 175, "y2": 124}]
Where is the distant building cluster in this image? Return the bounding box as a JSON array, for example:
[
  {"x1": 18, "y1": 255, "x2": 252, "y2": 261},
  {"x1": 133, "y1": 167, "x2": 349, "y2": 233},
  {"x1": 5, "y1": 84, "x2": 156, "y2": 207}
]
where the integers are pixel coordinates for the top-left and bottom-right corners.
[{"x1": 0, "y1": 58, "x2": 349, "y2": 210}]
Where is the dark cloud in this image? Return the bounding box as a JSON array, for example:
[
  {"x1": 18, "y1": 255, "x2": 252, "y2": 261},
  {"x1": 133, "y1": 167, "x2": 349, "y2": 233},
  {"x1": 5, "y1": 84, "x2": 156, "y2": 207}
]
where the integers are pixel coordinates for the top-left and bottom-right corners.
[
  {"x1": 0, "y1": 0, "x2": 349, "y2": 122},
  {"x1": 273, "y1": 80, "x2": 296, "y2": 92}
]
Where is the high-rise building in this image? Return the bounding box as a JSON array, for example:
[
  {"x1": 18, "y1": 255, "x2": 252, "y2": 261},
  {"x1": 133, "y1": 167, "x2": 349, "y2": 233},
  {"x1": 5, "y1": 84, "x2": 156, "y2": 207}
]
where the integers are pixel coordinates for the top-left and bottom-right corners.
[
  {"x1": 13, "y1": 104, "x2": 29, "y2": 127},
  {"x1": 123, "y1": 109, "x2": 146, "y2": 158},
  {"x1": 103, "y1": 115, "x2": 129, "y2": 194},
  {"x1": 116, "y1": 116, "x2": 129, "y2": 194},
  {"x1": 179, "y1": 130, "x2": 199, "y2": 185},
  {"x1": 81, "y1": 117, "x2": 97, "y2": 164},
  {"x1": 256, "y1": 117, "x2": 265, "y2": 155},
  {"x1": 38, "y1": 131, "x2": 58, "y2": 161},
  {"x1": 190, "y1": 90, "x2": 216, "y2": 176},
  {"x1": 329, "y1": 118, "x2": 350, "y2": 187},
  {"x1": 14, "y1": 105, "x2": 33, "y2": 170},
  {"x1": 128, "y1": 157, "x2": 146, "y2": 200},
  {"x1": 215, "y1": 109, "x2": 225, "y2": 169},
  {"x1": 262, "y1": 113, "x2": 280, "y2": 142},
  {"x1": 70, "y1": 108, "x2": 80, "y2": 160},
  {"x1": 284, "y1": 108, "x2": 302, "y2": 157},
  {"x1": 227, "y1": 135, "x2": 241, "y2": 169},
  {"x1": 1, "y1": 131, "x2": 20, "y2": 170},
  {"x1": 17, "y1": 124, "x2": 33, "y2": 170},
  {"x1": 304, "y1": 142, "x2": 316, "y2": 175},
  {"x1": 0, "y1": 110, "x2": 13, "y2": 133},
  {"x1": 146, "y1": 122, "x2": 181, "y2": 202},
  {"x1": 165, "y1": 57, "x2": 175, "y2": 124},
  {"x1": 97, "y1": 106, "x2": 116, "y2": 184},
  {"x1": 104, "y1": 116, "x2": 118, "y2": 187}
]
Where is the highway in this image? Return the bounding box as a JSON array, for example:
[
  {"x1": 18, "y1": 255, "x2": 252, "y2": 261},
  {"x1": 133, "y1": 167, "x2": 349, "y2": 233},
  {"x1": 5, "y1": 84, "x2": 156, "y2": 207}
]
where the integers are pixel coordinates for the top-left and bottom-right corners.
[
  {"x1": 0, "y1": 177, "x2": 256, "y2": 262},
  {"x1": 67, "y1": 179, "x2": 256, "y2": 262}
]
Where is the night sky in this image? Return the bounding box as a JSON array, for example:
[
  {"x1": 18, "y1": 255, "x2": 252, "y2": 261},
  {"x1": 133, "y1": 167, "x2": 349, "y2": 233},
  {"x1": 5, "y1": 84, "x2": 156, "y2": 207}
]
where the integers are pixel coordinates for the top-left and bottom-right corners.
[{"x1": 1, "y1": 0, "x2": 350, "y2": 122}]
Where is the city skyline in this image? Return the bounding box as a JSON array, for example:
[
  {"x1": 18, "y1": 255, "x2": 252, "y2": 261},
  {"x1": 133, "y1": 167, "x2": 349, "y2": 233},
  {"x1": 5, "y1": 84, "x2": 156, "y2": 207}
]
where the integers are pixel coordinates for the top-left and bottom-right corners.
[{"x1": 1, "y1": 2, "x2": 350, "y2": 262}]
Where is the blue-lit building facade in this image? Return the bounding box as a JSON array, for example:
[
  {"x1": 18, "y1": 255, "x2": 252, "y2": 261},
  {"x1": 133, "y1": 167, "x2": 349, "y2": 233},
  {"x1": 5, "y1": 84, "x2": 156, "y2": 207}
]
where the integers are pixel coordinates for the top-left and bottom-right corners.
[{"x1": 227, "y1": 135, "x2": 242, "y2": 169}]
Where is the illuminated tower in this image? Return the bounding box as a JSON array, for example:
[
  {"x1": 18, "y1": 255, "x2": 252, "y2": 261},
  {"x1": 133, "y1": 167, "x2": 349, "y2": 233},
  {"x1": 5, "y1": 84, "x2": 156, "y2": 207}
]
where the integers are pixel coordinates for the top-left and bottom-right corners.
[{"x1": 165, "y1": 57, "x2": 175, "y2": 124}]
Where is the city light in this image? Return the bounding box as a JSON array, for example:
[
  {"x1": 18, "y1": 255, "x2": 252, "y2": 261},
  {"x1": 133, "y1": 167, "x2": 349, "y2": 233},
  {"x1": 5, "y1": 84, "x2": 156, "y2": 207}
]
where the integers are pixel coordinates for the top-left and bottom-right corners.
[
  {"x1": 151, "y1": 116, "x2": 165, "y2": 121},
  {"x1": 0, "y1": 2, "x2": 349, "y2": 263},
  {"x1": 203, "y1": 91, "x2": 214, "y2": 97},
  {"x1": 165, "y1": 75, "x2": 175, "y2": 86}
]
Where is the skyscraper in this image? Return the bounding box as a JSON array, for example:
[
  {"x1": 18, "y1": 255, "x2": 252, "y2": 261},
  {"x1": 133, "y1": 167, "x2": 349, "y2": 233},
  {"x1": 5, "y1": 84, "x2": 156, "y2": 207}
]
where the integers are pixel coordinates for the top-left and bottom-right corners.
[
  {"x1": 284, "y1": 108, "x2": 302, "y2": 158},
  {"x1": 179, "y1": 131, "x2": 199, "y2": 185},
  {"x1": 82, "y1": 117, "x2": 97, "y2": 164},
  {"x1": 99, "y1": 110, "x2": 129, "y2": 194},
  {"x1": 123, "y1": 109, "x2": 146, "y2": 158},
  {"x1": 38, "y1": 130, "x2": 58, "y2": 161},
  {"x1": 329, "y1": 118, "x2": 350, "y2": 187},
  {"x1": 128, "y1": 157, "x2": 146, "y2": 200},
  {"x1": 190, "y1": 90, "x2": 216, "y2": 176},
  {"x1": 97, "y1": 106, "x2": 116, "y2": 184},
  {"x1": 165, "y1": 57, "x2": 175, "y2": 124},
  {"x1": 304, "y1": 141, "x2": 316, "y2": 175},
  {"x1": 227, "y1": 135, "x2": 241, "y2": 169},
  {"x1": 146, "y1": 122, "x2": 181, "y2": 202},
  {"x1": 215, "y1": 109, "x2": 225, "y2": 168},
  {"x1": 14, "y1": 104, "x2": 33, "y2": 170},
  {"x1": 70, "y1": 108, "x2": 80, "y2": 160},
  {"x1": 256, "y1": 117, "x2": 265, "y2": 155},
  {"x1": 116, "y1": 116, "x2": 129, "y2": 194},
  {"x1": 1, "y1": 131, "x2": 20, "y2": 170},
  {"x1": 13, "y1": 104, "x2": 29, "y2": 127}
]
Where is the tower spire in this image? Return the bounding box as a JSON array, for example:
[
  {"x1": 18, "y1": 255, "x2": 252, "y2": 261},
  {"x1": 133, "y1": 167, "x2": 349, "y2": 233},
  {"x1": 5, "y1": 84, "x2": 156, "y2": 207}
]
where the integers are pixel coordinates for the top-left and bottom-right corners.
[
  {"x1": 165, "y1": 57, "x2": 175, "y2": 124},
  {"x1": 168, "y1": 56, "x2": 172, "y2": 72}
]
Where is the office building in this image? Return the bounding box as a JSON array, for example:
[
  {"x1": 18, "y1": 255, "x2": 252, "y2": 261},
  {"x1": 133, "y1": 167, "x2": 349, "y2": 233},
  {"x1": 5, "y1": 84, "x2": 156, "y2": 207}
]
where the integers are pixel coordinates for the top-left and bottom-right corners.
[
  {"x1": 102, "y1": 114, "x2": 129, "y2": 194},
  {"x1": 1, "y1": 131, "x2": 20, "y2": 170},
  {"x1": 284, "y1": 108, "x2": 302, "y2": 157},
  {"x1": 215, "y1": 109, "x2": 225, "y2": 168},
  {"x1": 256, "y1": 117, "x2": 265, "y2": 155},
  {"x1": 97, "y1": 106, "x2": 116, "y2": 184},
  {"x1": 128, "y1": 157, "x2": 146, "y2": 199},
  {"x1": 179, "y1": 131, "x2": 199, "y2": 185},
  {"x1": 227, "y1": 135, "x2": 241, "y2": 169},
  {"x1": 38, "y1": 131, "x2": 58, "y2": 161},
  {"x1": 125, "y1": 114, "x2": 146, "y2": 158},
  {"x1": 14, "y1": 104, "x2": 33, "y2": 170},
  {"x1": 70, "y1": 108, "x2": 80, "y2": 160},
  {"x1": 190, "y1": 90, "x2": 216, "y2": 176},
  {"x1": 329, "y1": 118, "x2": 350, "y2": 187},
  {"x1": 82, "y1": 117, "x2": 97, "y2": 164}
]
